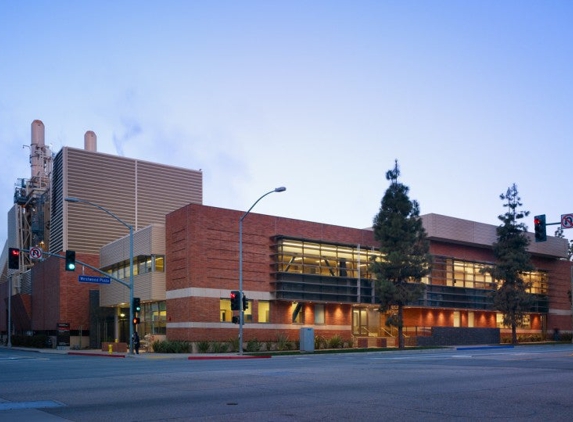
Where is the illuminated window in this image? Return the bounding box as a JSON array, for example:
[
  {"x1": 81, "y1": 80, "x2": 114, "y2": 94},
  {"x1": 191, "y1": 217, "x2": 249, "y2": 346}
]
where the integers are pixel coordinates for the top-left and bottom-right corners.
[
  {"x1": 274, "y1": 238, "x2": 381, "y2": 280},
  {"x1": 142, "y1": 301, "x2": 166, "y2": 335},
  {"x1": 220, "y1": 299, "x2": 232, "y2": 322},
  {"x1": 244, "y1": 300, "x2": 253, "y2": 322},
  {"x1": 102, "y1": 255, "x2": 166, "y2": 279},
  {"x1": 258, "y1": 301, "x2": 270, "y2": 323},
  {"x1": 154, "y1": 256, "x2": 164, "y2": 272}
]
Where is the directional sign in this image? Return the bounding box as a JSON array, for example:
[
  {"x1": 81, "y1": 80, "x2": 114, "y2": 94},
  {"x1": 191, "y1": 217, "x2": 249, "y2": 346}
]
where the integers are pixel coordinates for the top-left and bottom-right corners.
[
  {"x1": 29, "y1": 247, "x2": 42, "y2": 260},
  {"x1": 78, "y1": 275, "x2": 111, "y2": 284},
  {"x1": 561, "y1": 213, "x2": 573, "y2": 229}
]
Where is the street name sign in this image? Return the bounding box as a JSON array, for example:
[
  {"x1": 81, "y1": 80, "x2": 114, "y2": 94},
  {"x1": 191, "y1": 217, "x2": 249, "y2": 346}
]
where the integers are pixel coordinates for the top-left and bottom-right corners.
[{"x1": 78, "y1": 275, "x2": 111, "y2": 284}]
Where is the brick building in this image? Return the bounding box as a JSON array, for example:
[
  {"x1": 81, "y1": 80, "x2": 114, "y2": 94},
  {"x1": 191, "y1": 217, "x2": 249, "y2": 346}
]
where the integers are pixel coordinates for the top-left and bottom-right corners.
[{"x1": 164, "y1": 204, "x2": 572, "y2": 347}]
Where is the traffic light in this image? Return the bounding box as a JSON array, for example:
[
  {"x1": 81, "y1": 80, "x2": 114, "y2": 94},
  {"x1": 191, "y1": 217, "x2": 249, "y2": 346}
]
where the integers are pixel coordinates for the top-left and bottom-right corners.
[
  {"x1": 133, "y1": 317, "x2": 140, "y2": 325},
  {"x1": 8, "y1": 248, "x2": 19, "y2": 270},
  {"x1": 133, "y1": 297, "x2": 141, "y2": 312},
  {"x1": 232, "y1": 316, "x2": 240, "y2": 324},
  {"x1": 534, "y1": 215, "x2": 547, "y2": 242},
  {"x1": 65, "y1": 250, "x2": 76, "y2": 271},
  {"x1": 8, "y1": 248, "x2": 20, "y2": 270},
  {"x1": 230, "y1": 290, "x2": 241, "y2": 310},
  {"x1": 242, "y1": 294, "x2": 249, "y2": 311}
]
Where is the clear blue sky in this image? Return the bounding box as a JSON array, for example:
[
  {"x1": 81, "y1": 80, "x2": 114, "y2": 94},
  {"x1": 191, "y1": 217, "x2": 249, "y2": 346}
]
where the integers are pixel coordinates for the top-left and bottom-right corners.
[{"x1": 1, "y1": 1, "x2": 572, "y2": 246}]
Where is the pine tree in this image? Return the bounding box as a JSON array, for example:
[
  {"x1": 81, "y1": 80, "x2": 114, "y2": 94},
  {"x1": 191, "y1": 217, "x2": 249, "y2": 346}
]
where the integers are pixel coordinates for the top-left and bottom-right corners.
[
  {"x1": 371, "y1": 160, "x2": 432, "y2": 349},
  {"x1": 485, "y1": 184, "x2": 534, "y2": 345}
]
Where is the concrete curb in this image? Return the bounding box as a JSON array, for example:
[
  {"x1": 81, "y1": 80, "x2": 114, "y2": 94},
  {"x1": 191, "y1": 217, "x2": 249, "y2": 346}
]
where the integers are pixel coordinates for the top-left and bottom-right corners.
[{"x1": 188, "y1": 355, "x2": 272, "y2": 360}]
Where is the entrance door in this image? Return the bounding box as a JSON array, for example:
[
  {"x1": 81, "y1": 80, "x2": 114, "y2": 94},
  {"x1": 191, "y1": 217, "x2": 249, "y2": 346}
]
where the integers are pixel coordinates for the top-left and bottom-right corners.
[
  {"x1": 353, "y1": 308, "x2": 381, "y2": 336},
  {"x1": 352, "y1": 308, "x2": 368, "y2": 335}
]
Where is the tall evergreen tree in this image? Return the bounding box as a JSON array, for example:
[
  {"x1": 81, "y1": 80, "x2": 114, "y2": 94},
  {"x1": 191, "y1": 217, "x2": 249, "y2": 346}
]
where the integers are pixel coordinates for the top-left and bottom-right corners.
[
  {"x1": 371, "y1": 161, "x2": 432, "y2": 349},
  {"x1": 485, "y1": 184, "x2": 534, "y2": 344}
]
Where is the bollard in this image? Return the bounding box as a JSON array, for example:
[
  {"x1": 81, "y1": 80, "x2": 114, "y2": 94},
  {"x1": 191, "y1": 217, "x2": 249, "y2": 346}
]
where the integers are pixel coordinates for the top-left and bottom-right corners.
[{"x1": 108, "y1": 344, "x2": 113, "y2": 354}]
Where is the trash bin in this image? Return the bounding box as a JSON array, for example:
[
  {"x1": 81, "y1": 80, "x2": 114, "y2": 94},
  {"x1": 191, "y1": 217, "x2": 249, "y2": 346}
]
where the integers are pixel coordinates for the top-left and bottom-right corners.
[{"x1": 300, "y1": 327, "x2": 314, "y2": 352}]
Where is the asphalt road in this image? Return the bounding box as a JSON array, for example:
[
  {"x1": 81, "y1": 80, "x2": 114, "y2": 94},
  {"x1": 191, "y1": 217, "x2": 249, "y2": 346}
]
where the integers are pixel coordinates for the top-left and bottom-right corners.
[{"x1": 1, "y1": 344, "x2": 573, "y2": 421}]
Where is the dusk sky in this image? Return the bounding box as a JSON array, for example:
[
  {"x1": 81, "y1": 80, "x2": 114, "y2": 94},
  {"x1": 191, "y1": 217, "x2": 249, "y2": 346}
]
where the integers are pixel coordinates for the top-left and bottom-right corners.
[{"x1": 1, "y1": 1, "x2": 572, "y2": 247}]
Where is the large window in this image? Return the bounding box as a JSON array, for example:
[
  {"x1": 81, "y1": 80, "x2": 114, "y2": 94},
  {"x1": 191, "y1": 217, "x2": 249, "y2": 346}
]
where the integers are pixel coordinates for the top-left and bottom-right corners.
[
  {"x1": 273, "y1": 238, "x2": 380, "y2": 279},
  {"x1": 220, "y1": 299, "x2": 232, "y2": 322},
  {"x1": 272, "y1": 237, "x2": 379, "y2": 303},
  {"x1": 426, "y1": 257, "x2": 548, "y2": 294},
  {"x1": 426, "y1": 257, "x2": 494, "y2": 288},
  {"x1": 220, "y1": 298, "x2": 253, "y2": 323},
  {"x1": 258, "y1": 301, "x2": 270, "y2": 323},
  {"x1": 104, "y1": 255, "x2": 165, "y2": 280},
  {"x1": 142, "y1": 301, "x2": 166, "y2": 335}
]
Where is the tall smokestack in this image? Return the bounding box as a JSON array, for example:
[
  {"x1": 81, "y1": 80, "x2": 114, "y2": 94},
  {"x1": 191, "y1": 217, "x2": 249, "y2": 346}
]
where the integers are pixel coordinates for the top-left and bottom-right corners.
[
  {"x1": 84, "y1": 131, "x2": 97, "y2": 152},
  {"x1": 31, "y1": 120, "x2": 45, "y2": 179}
]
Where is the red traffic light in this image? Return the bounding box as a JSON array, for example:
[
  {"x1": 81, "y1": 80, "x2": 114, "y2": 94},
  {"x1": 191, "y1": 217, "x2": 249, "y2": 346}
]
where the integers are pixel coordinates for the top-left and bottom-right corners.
[
  {"x1": 8, "y1": 248, "x2": 20, "y2": 269},
  {"x1": 534, "y1": 214, "x2": 547, "y2": 242},
  {"x1": 230, "y1": 290, "x2": 241, "y2": 310}
]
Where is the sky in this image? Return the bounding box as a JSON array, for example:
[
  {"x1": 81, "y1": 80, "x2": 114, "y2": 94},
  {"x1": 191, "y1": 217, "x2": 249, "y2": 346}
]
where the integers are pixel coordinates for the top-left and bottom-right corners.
[{"x1": 1, "y1": 1, "x2": 572, "y2": 246}]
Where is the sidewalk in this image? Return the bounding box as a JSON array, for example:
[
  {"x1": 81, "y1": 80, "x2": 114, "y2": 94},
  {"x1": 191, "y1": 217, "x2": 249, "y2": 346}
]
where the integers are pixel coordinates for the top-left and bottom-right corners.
[{"x1": 1, "y1": 345, "x2": 271, "y2": 360}]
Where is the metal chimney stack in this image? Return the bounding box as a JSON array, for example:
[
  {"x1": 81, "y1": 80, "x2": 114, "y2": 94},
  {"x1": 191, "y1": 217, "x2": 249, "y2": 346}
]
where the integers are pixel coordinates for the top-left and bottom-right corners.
[{"x1": 84, "y1": 130, "x2": 97, "y2": 152}]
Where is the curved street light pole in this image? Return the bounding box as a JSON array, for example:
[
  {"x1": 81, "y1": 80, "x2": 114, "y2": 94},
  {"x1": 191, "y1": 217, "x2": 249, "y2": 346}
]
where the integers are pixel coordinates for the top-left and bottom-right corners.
[
  {"x1": 65, "y1": 197, "x2": 135, "y2": 355},
  {"x1": 238, "y1": 186, "x2": 286, "y2": 355}
]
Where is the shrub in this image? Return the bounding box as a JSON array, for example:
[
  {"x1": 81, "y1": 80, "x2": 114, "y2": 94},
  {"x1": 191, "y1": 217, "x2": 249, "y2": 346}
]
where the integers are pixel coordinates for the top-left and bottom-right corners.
[
  {"x1": 315, "y1": 335, "x2": 327, "y2": 350},
  {"x1": 228, "y1": 337, "x2": 239, "y2": 352},
  {"x1": 246, "y1": 338, "x2": 262, "y2": 352},
  {"x1": 328, "y1": 334, "x2": 343, "y2": 349},
  {"x1": 152, "y1": 340, "x2": 191, "y2": 353},
  {"x1": 276, "y1": 333, "x2": 290, "y2": 351},
  {"x1": 211, "y1": 341, "x2": 228, "y2": 353},
  {"x1": 197, "y1": 340, "x2": 210, "y2": 353}
]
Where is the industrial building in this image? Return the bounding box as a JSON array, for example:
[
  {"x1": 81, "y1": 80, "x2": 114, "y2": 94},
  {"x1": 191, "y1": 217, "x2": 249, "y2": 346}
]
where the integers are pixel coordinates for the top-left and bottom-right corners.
[{"x1": 1, "y1": 120, "x2": 202, "y2": 347}]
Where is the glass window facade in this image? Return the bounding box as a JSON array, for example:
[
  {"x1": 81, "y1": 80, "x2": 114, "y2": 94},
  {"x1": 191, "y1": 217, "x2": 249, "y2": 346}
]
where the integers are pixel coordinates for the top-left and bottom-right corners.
[
  {"x1": 271, "y1": 236, "x2": 380, "y2": 303},
  {"x1": 271, "y1": 237, "x2": 549, "y2": 313},
  {"x1": 420, "y1": 256, "x2": 549, "y2": 311}
]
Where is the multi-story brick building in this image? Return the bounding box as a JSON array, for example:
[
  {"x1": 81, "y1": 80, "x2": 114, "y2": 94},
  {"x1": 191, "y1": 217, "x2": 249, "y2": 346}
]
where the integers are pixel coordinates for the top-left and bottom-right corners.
[{"x1": 164, "y1": 204, "x2": 572, "y2": 347}]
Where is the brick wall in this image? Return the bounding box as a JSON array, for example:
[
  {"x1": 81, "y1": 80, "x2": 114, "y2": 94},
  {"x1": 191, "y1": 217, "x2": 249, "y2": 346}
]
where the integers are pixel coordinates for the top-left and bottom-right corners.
[{"x1": 31, "y1": 252, "x2": 101, "y2": 333}]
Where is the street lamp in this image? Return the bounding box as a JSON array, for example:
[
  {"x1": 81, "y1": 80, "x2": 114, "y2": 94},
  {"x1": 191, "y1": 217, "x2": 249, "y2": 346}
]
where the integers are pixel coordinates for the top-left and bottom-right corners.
[
  {"x1": 238, "y1": 186, "x2": 286, "y2": 355},
  {"x1": 65, "y1": 196, "x2": 135, "y2": 355}
]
